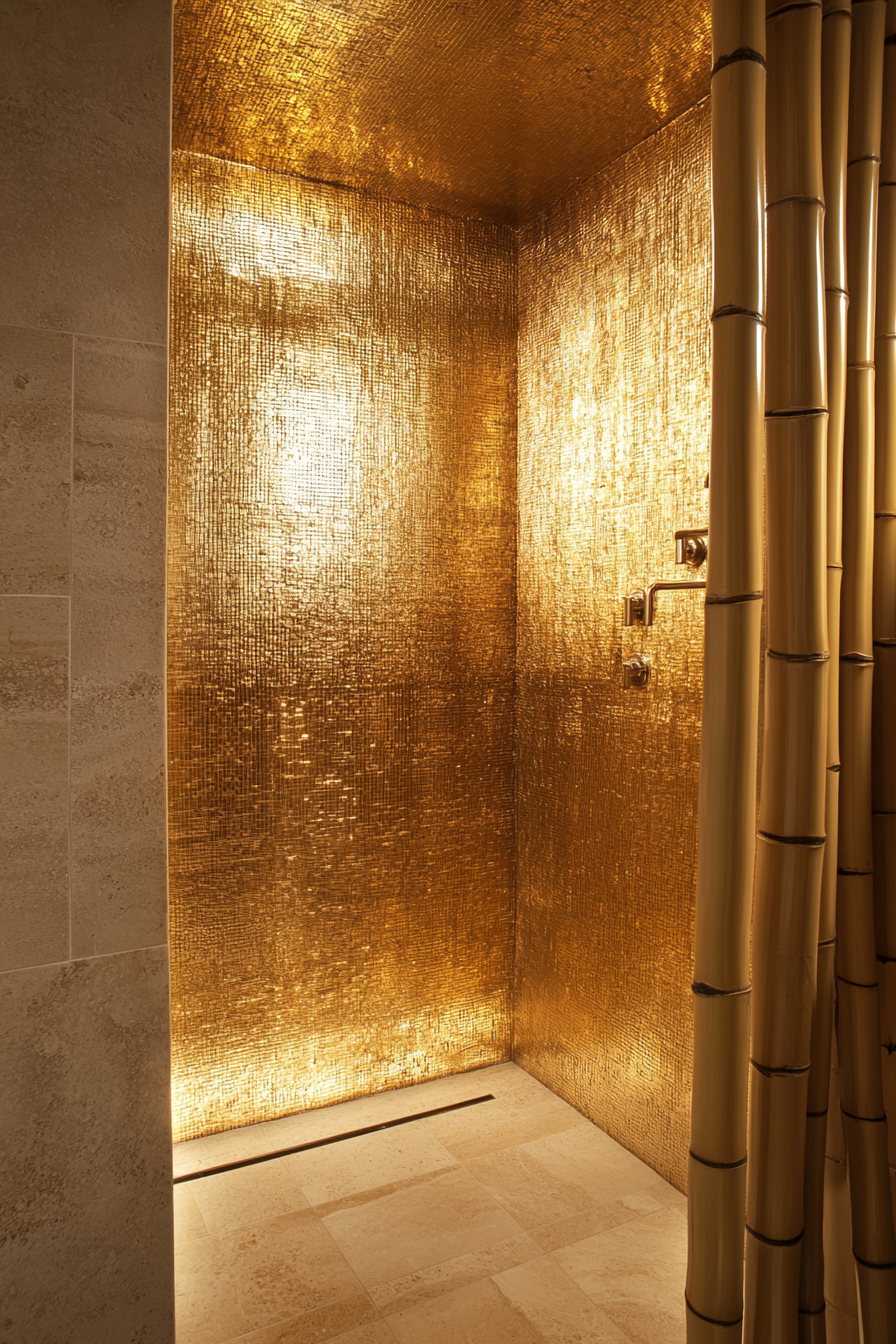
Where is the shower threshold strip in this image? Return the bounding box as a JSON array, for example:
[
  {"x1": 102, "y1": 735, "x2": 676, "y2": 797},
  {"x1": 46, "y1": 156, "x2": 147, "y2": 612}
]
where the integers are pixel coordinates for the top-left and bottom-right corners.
[{"x1": 173, "y1": 1093, "x2": 495, "y2": 1184}]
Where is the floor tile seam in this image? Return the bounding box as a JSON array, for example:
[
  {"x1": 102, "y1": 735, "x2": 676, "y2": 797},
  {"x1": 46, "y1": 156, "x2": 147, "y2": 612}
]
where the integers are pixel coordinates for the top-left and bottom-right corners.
[
  {"x1": 366, "y1": 1234, "x2": 543, "y2": 1314},
  {"x1": 180, "y1": 1202, "x2": 363, "y2": 1285},
  {"x1": 374, "y1": 1255, "x2": 600, "y2": 1342},
  {"x1": 457, "y1": 1142, "x2": 664, "y2": 1231},
  {"x1": 426, "y1": 1114, "x2": 589, "y2": 1161},
  {"x1": 185, "y1": 1201, "x2": 314, "y2": 1239},
  {"x1": 530, "y1": 1266, "x2": 643, "y2": 1344},
  {"x1": 486, "y1": 1253, "x2": 630, "y2": 1340},
  {"x1": 272, "y1": 1150, "x2": 309, "y2": 1197},
  {"x1": 202, "y1": 1285, "x2": 382, "y2": 1344},
  {"x1": 452, "y1": 1148, "x2": 575, "y2": 1227},
  {"x1": 312, "y1": 1160, "x2": 465, "y2": 1219},
  {"x1": 516, "y1": 1198, "x2": 652, "y2": 1245},
  {"x1": 543, "y1": 1198, "x2": 689, "y2": 1256},
  {"x1": 349, "y1": 1219, "x2": 535, "y2": 1299},
  {"x1": 178, "y1": 1183, "x2": 212, "y2": 1239}
]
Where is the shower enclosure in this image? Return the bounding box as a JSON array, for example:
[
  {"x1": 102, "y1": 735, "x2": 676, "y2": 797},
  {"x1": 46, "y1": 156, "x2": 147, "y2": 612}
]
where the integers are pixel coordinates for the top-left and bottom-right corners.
[{"x1": 167, "y1": 0, "x2": 712, "y2": 1195}]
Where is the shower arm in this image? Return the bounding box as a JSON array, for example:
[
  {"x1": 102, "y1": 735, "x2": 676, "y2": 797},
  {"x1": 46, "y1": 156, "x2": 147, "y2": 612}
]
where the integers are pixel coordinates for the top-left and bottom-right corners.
[{"x1": 623, "y1": 579, "x2": 706, "y2": 627}]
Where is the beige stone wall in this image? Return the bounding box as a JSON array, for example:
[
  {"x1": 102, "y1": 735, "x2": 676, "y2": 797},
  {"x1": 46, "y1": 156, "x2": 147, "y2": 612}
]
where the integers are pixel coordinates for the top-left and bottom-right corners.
[{"x1": 0, "y1": 2, "x2": 175, "y2": 1339}]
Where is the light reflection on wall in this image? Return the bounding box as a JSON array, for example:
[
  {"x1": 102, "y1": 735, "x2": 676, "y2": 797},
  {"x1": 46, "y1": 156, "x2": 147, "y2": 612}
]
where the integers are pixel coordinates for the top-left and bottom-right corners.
[
  {"x1": 514, "y1": 103, "x2": 711, "y2": 1190},
  {"x1": 168, "y1": 151, "x2": 517, "y2": 1142}
]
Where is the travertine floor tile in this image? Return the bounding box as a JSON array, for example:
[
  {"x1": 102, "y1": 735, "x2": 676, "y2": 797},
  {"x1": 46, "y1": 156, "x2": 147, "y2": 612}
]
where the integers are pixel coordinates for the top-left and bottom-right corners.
[
  {"x1": 528, "y1": 1198, "x2": 648, "y2": 1254},
  {"x1": 222, "y1": 1290, "x2": 380, "y2": 1343},
  {"x1": 370, "y1": 1232, "x2": 541, "y2": 1316},
  {"x1": 175, "y1": 1184, "x2": 210, "y2": 1243},
  {"x1": 642, "y1": 1179, "x2": 686, "y2": 1208},
  {"x1": 494, "y1": 1255, "x2": 632, "y2": 1343},
  {"x1": 553, "y1": 1204, "x2": 687, "y2": 1344},
  {"x1": 422, "y1": 1072, "x2": 588, "y2": 1161},
  {"x1": 327, "y1": 1322, "x2": 398, "y2": 1344},
  {"x1": 322, "y1": 1167, "x2": 526, "y2": 1287},
  {"x1": 176, "y1": 1209, "x2": 363, "y2": 1344},
  {"x1": 191, "y1": 1158, "x2": 309, "y2": 1233},
  {"x1": 386, "y1": 1277, "x2": 542, "y2": 1344},
  {"x1": 464, "y1": 1145, "x2": 596, "y2": 1228},
  {"x1": 518, "y1": 1124, "x2": 663, "y2": 1207},
  {"x1": 283, "y1": 1124, "x2": 456, "y2": 1208},
  {"x1": 174, "y1": 1066, "x2": 688, "y2": 1344}
]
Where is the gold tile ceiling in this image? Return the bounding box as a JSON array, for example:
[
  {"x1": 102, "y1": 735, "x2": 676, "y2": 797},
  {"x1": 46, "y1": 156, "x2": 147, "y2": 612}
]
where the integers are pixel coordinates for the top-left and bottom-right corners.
[{"x1": 173, "y1": 0, "x2": 710, "y2": 223}]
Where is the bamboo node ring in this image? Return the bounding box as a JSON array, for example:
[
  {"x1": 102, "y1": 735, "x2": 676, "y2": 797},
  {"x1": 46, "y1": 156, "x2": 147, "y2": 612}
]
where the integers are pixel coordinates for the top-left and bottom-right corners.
[
  {"x1": 766, "y1": 649, "x2": 829, "y2": 663},
  {"x1": 746, "y1": 1224, "x2": 804, "y2": 1248},
  {"x1": 757, "y1": 830, "x2": 825, "y2": 846},
  {"x1": 839, "y1": 1111, "x2": 888, "y2": 1130},
  {"x1": 710, "y1": 304, "x2": 765, "y2": 324},
  {"x1": 685, "y1": 1297, "x2": 744, "y2": 1329},
  {"x1": 750, "y1": 1060, "x2": 811, "y2": 1077},
  {"x1": 767, "y1": 0, "x2": 822, "y2": 14},
  {"x1": 704, "y1": 590, "x2": 763, "y2": 605},
  {"x1": 767, "y1": 194, "x2": 825, "y2": 209},
  {"x1": 689, "y1": 1149, "x2": 748, "y2": 1169},
  {"x1": 710, "y1": 47, "x2": 767, "y2": 78},
  {"x1": 854, "y1": 1254, "x2": 896, "y2": 1271},
  {"x1": 765, "y1": 407, "x2": 828, "y2": 417},
  {"x1": 692, "y1": 980, "x2": 751, "y2": 997}
]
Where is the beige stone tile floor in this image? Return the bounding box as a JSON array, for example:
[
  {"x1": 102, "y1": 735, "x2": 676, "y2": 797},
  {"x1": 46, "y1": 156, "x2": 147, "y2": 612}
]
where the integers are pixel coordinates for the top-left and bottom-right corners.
[{"x1": 173, "y1": 1064, "x2": 687, "y2": 1344}]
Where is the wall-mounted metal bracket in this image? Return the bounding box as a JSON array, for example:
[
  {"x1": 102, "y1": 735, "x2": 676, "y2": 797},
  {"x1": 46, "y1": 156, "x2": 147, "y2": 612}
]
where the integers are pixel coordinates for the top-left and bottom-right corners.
[
  {"x1": 675, "y1": 527, "x2": 708, "y2": 568},
  {"x1": 622, "y1": 654, "x2": 650, "y2": 689},
  {"x1": 624, "y1": 589, "x2": 646, "y2": 627},
  {"x1": 624, "y1": 580, "x2": 706, "y2": 626}
]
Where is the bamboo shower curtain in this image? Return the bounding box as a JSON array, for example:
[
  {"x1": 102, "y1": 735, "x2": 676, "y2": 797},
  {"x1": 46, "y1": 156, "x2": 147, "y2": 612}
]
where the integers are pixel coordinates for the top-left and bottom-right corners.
[{"x1": 686, "y1": 2, "x2": 896, "y2": 1341}]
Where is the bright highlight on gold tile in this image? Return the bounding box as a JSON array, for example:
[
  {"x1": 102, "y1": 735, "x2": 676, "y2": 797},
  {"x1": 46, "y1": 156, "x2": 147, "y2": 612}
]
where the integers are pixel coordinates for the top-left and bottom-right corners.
[{"x1": 168, "y1": 152, "x2": 517, "y2": 1142}]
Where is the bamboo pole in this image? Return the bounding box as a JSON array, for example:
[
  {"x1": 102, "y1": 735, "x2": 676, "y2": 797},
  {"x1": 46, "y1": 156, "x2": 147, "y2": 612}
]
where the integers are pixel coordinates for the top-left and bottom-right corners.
[
  {"x1": 872, "y1": 0, "x2": 896, "y2": 1244},
  {"x1": 744, "y1": 4, "x2": 828, "y2": 1340},
  {"x1": 686, "y1": 4, "x2": 765, "y2": 1340},
  {"x1": 798, "y1": 5, "x2": 854, "y2": 1340},
  {"x1": 824, "y1": 1024, "x2": 861, "y2": 1337},
  {"x1": 837, "y1": 0, "x2": 896, "y2": 1330}
]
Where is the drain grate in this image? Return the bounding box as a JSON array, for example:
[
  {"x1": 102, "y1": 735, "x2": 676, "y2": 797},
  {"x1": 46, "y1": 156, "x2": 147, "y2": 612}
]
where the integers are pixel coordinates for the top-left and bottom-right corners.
[{"x1": 173, "y1": 1093, "x2": 495, "y2": 1183}]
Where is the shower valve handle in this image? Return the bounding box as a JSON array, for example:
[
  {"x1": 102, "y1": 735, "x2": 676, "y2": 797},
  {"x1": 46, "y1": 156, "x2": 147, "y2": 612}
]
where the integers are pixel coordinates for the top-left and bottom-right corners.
[{"x1": 623, "y1": 580, "x2": 706, "y2": 627}]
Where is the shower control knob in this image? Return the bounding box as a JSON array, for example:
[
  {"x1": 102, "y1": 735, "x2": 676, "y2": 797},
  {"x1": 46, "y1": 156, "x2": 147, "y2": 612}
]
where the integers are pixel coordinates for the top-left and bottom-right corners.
[
  {"x1": 622, "y1": 654, "x2": 651, "y2": 689},
  {"x1": 674, "y1": 527, "x2": 708, "y2": 568}
]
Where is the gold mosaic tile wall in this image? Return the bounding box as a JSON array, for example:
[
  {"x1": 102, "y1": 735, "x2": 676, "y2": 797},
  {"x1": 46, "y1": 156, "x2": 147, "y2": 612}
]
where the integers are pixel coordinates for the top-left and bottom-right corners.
[
  {"x1": 168, "y1": 151, "x2": 517, "y2": 1142},
  {"x1": 514, "y1": 103, "x2": 712, "y2": 1190},
  {"x1": 173, "y1": 0, "x2": 710, "y2": 225}
]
